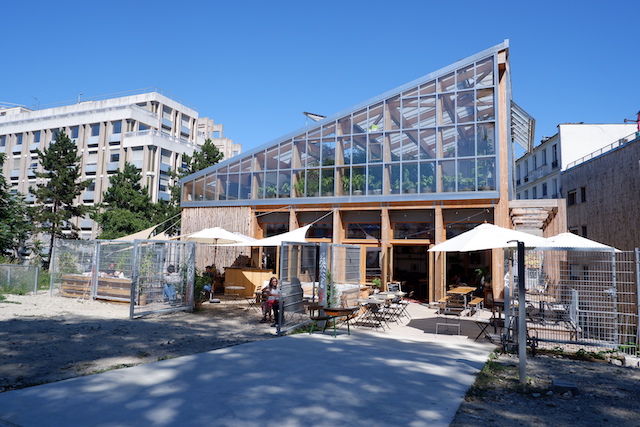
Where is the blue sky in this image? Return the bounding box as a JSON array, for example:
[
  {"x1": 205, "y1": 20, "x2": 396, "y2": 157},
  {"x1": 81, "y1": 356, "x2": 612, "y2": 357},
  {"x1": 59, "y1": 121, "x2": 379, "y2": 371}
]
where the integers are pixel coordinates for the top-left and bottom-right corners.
[{"x1": 3, "y1": 1, "x2": 639, "y2": 153}]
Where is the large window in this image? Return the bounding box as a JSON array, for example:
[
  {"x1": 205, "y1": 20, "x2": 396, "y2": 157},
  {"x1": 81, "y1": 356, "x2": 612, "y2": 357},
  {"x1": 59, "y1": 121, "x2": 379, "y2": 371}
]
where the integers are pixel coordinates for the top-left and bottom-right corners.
[{"x1": 182, "y1": 47, "x2": 502, "y2": 206}]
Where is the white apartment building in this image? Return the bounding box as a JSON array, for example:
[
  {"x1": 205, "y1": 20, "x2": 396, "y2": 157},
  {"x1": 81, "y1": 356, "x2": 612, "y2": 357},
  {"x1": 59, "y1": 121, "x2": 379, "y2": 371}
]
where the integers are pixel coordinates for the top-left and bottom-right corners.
[
  {"x1": 196, "y1": 117, "x2": 242, "y2": 160},
  {"x1": 0, "y1": 89, "x2": 239, "y2": 239},
  {"x1": 515, "y1": 123, "x2": 637, "y2": 201}
]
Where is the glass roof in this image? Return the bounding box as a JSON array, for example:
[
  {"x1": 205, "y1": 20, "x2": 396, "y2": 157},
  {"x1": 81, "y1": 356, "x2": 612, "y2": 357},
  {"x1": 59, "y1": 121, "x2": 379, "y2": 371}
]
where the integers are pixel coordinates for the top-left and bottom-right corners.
[{"x1": 182, "y1": 41, "x2": 509, "y2": 206}]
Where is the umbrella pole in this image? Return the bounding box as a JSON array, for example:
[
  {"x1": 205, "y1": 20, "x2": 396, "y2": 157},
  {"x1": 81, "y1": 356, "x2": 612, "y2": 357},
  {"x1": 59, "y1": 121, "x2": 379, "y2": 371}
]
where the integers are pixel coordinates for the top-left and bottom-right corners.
[{"x1": 517, "y1": 241, "x2": 527, "y2": 384}]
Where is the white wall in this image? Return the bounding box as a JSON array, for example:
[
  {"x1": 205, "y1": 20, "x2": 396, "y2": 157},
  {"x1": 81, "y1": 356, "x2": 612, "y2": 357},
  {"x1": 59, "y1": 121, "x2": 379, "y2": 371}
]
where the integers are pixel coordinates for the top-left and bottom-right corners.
[{"x1": 559, "y1": 124, "x2": 637, "y2": 170}]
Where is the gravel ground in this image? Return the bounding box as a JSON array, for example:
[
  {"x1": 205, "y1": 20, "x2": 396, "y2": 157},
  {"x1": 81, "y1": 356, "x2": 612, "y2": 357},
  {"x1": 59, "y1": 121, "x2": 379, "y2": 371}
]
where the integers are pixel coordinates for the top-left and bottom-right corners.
[
  {"x1": 0, "y1": 292, "x2": 275, "y2": 392},
  {"x1": 3, "y1": 292, "x2": 640, "y2": 427}
]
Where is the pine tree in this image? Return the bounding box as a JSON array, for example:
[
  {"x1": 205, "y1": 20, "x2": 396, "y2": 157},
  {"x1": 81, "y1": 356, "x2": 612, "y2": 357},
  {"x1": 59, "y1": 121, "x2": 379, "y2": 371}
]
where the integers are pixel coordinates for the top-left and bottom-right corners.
[
  {"x1": 179, "y1": 138, "x2": 224, "y2": 176},
  {"x1": 30, "y1": 131, "x2": 92, "y2": 268},
  {"x1": 0, "y1": 153, "x2": 31, "y2": 260},
  {"x1": 94, "y1": 162, "x2": 157, "y2": 239}
]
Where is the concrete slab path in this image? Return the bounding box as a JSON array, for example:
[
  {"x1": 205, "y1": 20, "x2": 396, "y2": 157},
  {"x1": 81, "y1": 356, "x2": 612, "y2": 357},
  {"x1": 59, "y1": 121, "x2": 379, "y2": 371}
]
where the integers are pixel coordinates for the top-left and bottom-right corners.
[{"x1": 0, "y1": 303, "x2": 495, "y2": 427}]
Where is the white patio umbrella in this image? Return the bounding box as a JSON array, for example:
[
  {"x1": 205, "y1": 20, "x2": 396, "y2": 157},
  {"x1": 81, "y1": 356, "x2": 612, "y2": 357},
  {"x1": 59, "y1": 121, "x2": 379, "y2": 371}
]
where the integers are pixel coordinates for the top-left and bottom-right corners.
[
  {"x1": 536, "y1": 233, "x2": 618, "y2": 251},
  {"x1": 428, "y1": 223, "x2": 547, "y2": 252}
]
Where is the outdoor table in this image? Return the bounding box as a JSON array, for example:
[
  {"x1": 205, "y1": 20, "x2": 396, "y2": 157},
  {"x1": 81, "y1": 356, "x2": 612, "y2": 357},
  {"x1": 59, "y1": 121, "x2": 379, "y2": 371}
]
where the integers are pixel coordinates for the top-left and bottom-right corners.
[
  {"x1": 224, "y1": 285, "x2": 245, "y2": 301},
  {"x1": 322, "y1": 307, "x2": 360, "y2": 337},
  {"x1": 446, "y1": 286, "x2": 477, "y2": 315},
  {"x1": 355, "y1": 298, "x2": 388, "y2": 330}
]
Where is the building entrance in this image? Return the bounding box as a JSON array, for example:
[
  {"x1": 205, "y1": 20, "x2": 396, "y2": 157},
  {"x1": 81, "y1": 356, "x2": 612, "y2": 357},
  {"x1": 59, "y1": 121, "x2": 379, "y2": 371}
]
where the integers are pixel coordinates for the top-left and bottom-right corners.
[{"x1": 392, "y1": 245, "x2": 429, "y2": 299}]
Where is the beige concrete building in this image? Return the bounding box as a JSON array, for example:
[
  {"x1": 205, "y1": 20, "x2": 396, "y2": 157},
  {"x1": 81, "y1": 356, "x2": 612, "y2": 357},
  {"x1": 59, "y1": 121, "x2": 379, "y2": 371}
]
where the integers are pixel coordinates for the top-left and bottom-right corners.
[{"x1": 0, "y1": 89, "x2": 240, "y2": 239}]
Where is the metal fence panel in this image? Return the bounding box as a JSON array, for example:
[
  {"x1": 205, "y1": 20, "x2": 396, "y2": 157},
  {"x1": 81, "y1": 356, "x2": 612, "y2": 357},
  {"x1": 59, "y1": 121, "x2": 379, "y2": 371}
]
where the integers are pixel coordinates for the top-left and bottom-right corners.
[
  {"x1": 0, "y1": 264, "x2": 39, "y2": 294},
  {"x1": 507, "y1": 249, "x2": 639, "y2": 354},
  {"x1": 49, "y1": 238, "x2": 196, "y2": 319}
]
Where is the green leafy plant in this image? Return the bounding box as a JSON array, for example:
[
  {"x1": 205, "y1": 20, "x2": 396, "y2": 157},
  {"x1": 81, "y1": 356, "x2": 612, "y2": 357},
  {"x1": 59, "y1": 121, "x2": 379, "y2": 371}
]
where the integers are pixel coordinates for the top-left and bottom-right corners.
[{"x1": 371, "y1": 277, "x2": 382, "y2": 288}]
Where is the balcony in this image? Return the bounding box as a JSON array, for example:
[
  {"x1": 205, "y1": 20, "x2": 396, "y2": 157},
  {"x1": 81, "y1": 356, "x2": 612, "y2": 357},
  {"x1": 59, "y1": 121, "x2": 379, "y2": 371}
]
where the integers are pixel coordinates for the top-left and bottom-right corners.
[
  {"x1": 106, "y1": 162, "x2": 120, "y2": 173},
  {"x1": 29, "y1": 143, "x2": 40, "y2": 152},
  {"x1": 82, "y1": 191, "x2": 95, "y2": 202},
  {"x1": 108, "y1": 134, "x2": 122, "y2": 143},
  {"x1": 10, "y1": 170, "x2": 20, "y2": 179},
  {"x1": 87, "y1": 135, "x2": 100, "y2": 146},
  {"x1": 84, "y1": 164, "x2": 97, "y2": 174},
  {"x1": 12, "y1": 144, "x2": 22, "y2": 154},
  {"x1": 27, "y1": 169, "x2": 36, "y2": 178}
]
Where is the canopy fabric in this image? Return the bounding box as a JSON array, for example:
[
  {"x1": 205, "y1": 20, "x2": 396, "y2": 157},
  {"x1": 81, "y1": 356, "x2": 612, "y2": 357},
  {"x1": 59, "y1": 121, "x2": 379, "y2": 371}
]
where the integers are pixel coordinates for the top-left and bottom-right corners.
[
  {"x1": 230, "y1": 224, "x2": 312, "y2": 247},
  {"x1": 184, "y1": 227, "x2": 256, "y2": 245},
  {"x1": 428, "y1": 223, "x2": 547, "y2": 252},
  {"x1": 114, "y1": 225, "x2": 159, "y2": 241},
  {"x1": 536, "y1": 233, "x2": 619, "y2": 251}
]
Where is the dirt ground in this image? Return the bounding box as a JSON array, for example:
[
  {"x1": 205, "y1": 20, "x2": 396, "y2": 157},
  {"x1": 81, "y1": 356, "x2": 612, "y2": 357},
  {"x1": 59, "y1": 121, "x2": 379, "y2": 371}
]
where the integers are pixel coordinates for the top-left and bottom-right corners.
[
  {"x1": 450, "y1": 350, "x2": 640, "y2": 427},
  {"x1": 2, "y1": 293, "x2": 640, "y2": 427},
  {"x1": 0, "y1": 292, "x2": 275, "y2": 392}
]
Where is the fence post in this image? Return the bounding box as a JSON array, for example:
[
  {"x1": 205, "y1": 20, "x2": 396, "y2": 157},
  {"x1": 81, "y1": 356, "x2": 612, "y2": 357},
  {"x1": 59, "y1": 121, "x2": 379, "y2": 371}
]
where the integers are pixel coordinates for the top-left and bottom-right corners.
[
  {"x1": 635, "y1": 248, "x2": 640, "y2": 352},
  {"x1": 34, "y1": 267, "x2": 39, "y2": 294}
]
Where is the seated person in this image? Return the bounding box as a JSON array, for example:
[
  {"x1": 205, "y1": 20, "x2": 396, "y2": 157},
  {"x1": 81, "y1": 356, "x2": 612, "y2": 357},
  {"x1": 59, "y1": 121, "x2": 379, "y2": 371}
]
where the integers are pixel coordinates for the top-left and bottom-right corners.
[
  {"x1": 102, "y1": 262, "x2": 116, "y2": 277},
  {"x1": 163, "y1": 265, "x2": 180, "y2": 302},
  {"x1": 260, "y1": 276, "x2": 280, "y2": 326}
]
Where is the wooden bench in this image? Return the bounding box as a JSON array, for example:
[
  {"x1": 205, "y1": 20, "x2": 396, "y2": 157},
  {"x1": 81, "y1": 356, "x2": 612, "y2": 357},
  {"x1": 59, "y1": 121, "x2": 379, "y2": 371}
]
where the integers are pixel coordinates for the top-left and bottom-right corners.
[
  {"x1": 469, "y1": 297, "x2": 484, "y2": 309},
  {"x1": 60, "y1": 275, "x2": 91, "y2": 299}
]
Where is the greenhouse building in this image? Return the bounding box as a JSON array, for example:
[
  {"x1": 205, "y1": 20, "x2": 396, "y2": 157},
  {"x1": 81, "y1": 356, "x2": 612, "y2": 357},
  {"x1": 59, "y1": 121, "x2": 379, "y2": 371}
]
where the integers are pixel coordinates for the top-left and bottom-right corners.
[{"x1": 179, "y1": 40, "x2": 563, "y2": 301}]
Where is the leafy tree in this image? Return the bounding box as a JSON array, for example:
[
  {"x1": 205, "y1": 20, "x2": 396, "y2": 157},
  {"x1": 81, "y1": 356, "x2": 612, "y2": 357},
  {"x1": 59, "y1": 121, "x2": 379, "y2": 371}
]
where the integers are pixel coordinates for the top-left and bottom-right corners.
[
  {"x1": 30, "y1": 131, "x2": 92, "y2": 268},
  {"x1": 159, "y1": 138, "x2": 224, "y2": 236},
  {"x1": 179, "y1": 138, "x2": 224, "y2": 177},
  {"x1": 94, "y1": 162, "x2": 157, "y2": 239},
  {"x1": 0, "y1": 153, "x2": 31, "y2": 260}
]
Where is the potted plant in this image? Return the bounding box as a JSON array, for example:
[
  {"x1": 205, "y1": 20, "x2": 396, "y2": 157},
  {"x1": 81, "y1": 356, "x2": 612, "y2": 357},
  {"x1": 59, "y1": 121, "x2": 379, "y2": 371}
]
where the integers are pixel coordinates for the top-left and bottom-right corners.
[
  {"x1": 321, "y1": 174, "x2": 334, "y2": 196},
  {"x1": 371, "y1": 277, "x2": 382, "y2": 293},
  {"x1": 421, "y1": 174, "x2": 435, "y2": 193},
  {"x1": 403, "y1": 176, "x2": 417, "y2": 193},
  {"x1": 369, "y1": 175, "x2": 382, "y2": 195},
  {"x1": 265, "y1": 185, "x2": 278, "y2": 198},
  {"x1": 280, "y1": 182, "x2": 290, "y2": 198},
  {"x1": 351, "y1": 173, "x2": 365, "y2": 195}
]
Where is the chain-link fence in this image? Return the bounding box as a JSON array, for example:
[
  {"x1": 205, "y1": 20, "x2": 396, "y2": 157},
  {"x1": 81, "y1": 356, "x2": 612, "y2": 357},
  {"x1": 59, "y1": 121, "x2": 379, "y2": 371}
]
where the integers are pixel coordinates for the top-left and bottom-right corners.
[
  {"x1": 277, "y1": 243, "x2": 362, "y2": 335},
  {"x1": 0, "y1": 264, "x2": 39, "y2": 295},
  {"x1": 50, "y1": 239, "x2": 196, "y2": 319},
  {"x1": 505, "y1": 248, "x2": 639, "y2": 355}
]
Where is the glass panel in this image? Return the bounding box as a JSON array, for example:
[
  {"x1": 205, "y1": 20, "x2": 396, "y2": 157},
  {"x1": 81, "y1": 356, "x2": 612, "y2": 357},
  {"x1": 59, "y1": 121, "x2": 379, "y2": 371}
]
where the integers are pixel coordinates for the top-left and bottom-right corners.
[
  {"x1": 265, "y1": 146, "x2": 279, "y2": 171},
  {"x1": 227, "y1": 174, "x2": 240, "y2": 200},
  {"x1": 457, "y1": 91, "x2": 475, "y2": 123},
  {"x1": 254, "y1": 172, "x2": 264, "y2": 199},
  {"x1": 401, "y1": 98, "x2": 419, "y2": 129},
  {"x1": 294, "y1": 169, "x2": 319, "y2": 197},
  {"x1": 368, "y1": 165, "x2": 383, "y2": 195},
  {"x1": 457, "y1": 64, "x2": 475, "y2": 90},
  {"x1": 321, "y1": 122, "x2": 336, "y2": 138},
  {"x1": 183, "y1": 180, "x2": 194, "y2": 201},
  {"x1": 388, "y1": 164, "x2": 400, "y2": 195},
  {"x1": 194, "y1": 177, "x2": 205, "y2": 201},
  {"x1": 205, "y1": 174, "x2": 217, "y2": 200},
  {"x1": 337, "y1": 167, "x2": 350, "y2": 196},
  {"x1": 254, "y1": 151, "x2": 266, "y2": 171},
  {"x1": 387, "y1": 96, "x2": 401, "y2": 131},
  {"x1": 353, "y1": 109, "x2": 368, "y2": 133},
  {"x1": 457, "y1": 125, "x2": 475, "y2": 157},
  {"x1": 241, "y1": 157, "x2": 252, "y2": 172},
  {"x1": 477, "y1": 157, "x2": 496, "y2": 190},
  {"x1": 338, "y1": 115, "x2": 352, "y2": 135},
  {"x1": 402, "y1": 87, "x2": 419, "y2": 98},
  {"x1": 457, "y1": 159, "x2": 476, "y2": 192},
  {"x1": 351, "y1": 135, "x2": 367, "y2": 164},
  {"x1": 477, "y1": 123, "x2": 495, "y2": 155},
  {"x1": 438, "y1": 72, "x2": 455, "y2": 92},
  {"x1": 278, "y1": 141, "x2": 293, "y2": 169},
  {"x1": 418, "y1": 96, "x2": 436, "y2": 128},
  {"x1": 393, "y1": 222, "x2": 434, "y2": 239},
  {"x1": 279, "y1": 171, "x2": 291, "y2": 198},
  {"x1": 401, "y1": 131, "x2": 419, "y2": 161},
  {"x1": 438, "y1": 94, "x2": 455, "y2": 126},
  {"x1": 402, "y1": 163, "x2": 418, "y2": 193},
  {"x1": 307, "y1": 139, "x2": 321, "y2": 167},
  {"x1": 321, "y1": 139, "x2": 335, "y2": 166},
  {"x1": 419, "y1": 80, "x2": 436, "y2": 96},
  {"x1": 419, "y1": 129, "x2": 436, "y2": 159},
  {"x1": 351, "y1": 166, "x2": 366, "y2": 195},
  {"x1": 321, "y1": 168, "x2": 335, "y2": 196},
  {"x1": 239, "y1": 173, "x2": 251, "y2": 199},
  {"x1": 229, "y1": 161, "x2": 240, "y2": 174},
  {"x1": 440, "y1": 127, "x2": 456, "y2": 158},
  {"x1": 336, "y1": 136, "x2": 349, "y2": 166},
  {"x1": 476, "y1": 57, "x2": 494, "y2": 88},
  {"x1": 294, "y1": 139, "x2": 306, "y2": 169},
  {"x1": 346, "y1": 224, "x2": 381, "y2": 240},
  {"x1": 368, "y1": 133, "x2": 383, "y2": 163},
  {"x1": 217, "y1": 175, "x2": 228, "y2": 200},
  {"x1": 264, "y1": 172, "x2": 278, "y2": 198},
  {"x1": 388, "y1": 132, "x2": 402, "y2": 162},
  {"x1": 419, "y1": 162, "x2": 436, "y2": 193},
  {"x1": 368, "y1": 102, "x2": 384, "y2": 132},
  {"x1": 477, "y1": 88, "x2": 495, "y2": 121},
  {"x1": 440, "y1": 160, "x2": 455, "y2": 192}
]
